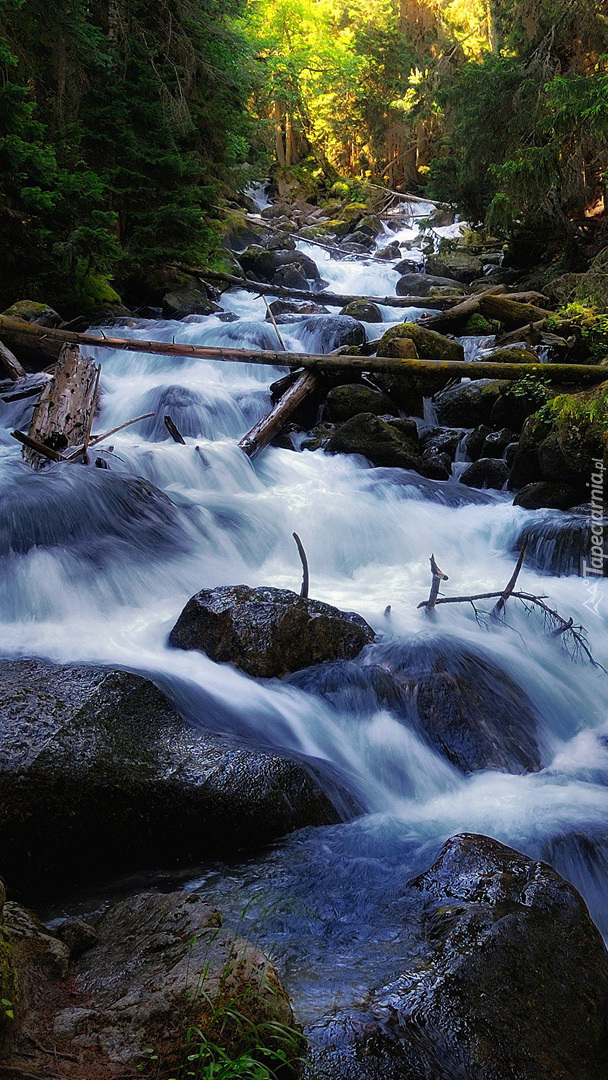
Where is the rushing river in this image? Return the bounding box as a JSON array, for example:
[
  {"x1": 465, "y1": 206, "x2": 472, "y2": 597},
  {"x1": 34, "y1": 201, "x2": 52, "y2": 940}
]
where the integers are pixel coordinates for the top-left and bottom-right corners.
[{"x1": 1, "y1": 198, "x2": 607, "y2": 1027}]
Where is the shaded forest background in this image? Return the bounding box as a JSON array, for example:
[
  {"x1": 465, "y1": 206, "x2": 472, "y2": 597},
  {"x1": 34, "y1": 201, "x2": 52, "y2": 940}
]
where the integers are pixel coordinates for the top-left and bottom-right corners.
[{"x1": 1, "y1": 0, "x2": 607, "y2": 312}]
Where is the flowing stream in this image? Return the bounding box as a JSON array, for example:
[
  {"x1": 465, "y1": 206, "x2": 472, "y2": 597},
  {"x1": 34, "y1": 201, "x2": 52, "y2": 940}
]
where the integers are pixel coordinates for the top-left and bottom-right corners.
[{"x1": 1, "y1": 199, "x2": 608, "y2": 1028}]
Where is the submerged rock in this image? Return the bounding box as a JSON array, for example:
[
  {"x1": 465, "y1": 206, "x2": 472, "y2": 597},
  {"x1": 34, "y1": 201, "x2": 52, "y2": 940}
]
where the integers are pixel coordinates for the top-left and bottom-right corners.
[
  {"x1": 513, "y1": 510, "x2": 608, "y2": 575},
  {"x1": 169, "y1": 584, "x2": 375, "y2": 678},
  {"x1": 0, "y1": 659, "x2": 341, "y2": 893},
  {"x1": 313, "y1": 834, "x2": 608, "y2": 1080}
]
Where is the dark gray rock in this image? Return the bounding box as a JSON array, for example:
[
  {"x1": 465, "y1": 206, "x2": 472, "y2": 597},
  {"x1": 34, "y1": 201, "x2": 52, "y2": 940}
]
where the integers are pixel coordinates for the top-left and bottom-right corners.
[
  {"x1": 162, "y1": 287, "x2": 220, "y2": 319},
  {"x1": 465, "y1": 424, "x2": 492, "y2": 461},
  {"x1": 420, "y1": 428, "x2": 461, "y2": 461},
  {"x1": 169, "y1": 584, "x2": 375, "y2": 678},
  {"x1": 0, "y1": 659, "x2": 341, "y2": 894},
  {"x1": 460, "y1": 457, "x2": 509, "y2": 489},
  {"x1": 435, "y1": 380, "x2": 509, "y2": 427},
  {"x1": 395, "y1": 273, "x2": 465, "y2": 297},
  {"x1": 327, "y1": 412, "x2": 422, "y2": 471},
  {"x1": 481, "y1": 427, "x2": 516, "y2": 458},
  {"x1": 340, "y1": 301, "x2": 383, "y2": 322},
  {"x1": 312, "y1": 833, "x2": 608, "y2": 1080},
  {"x1": 514, "y1": 481, "x2": 582, "y2": 511},
  {"x1": 239, "y1": 246, "x2": 320, "y2": 284},
  {"x1": 326, "y1": 384, "x2": 397, "y2": 422},
  {"x1": 513, "y1": 511, "x2": 608, "y2": 576},
  {"x1": 57, "y1": 917, "x2": 98, "y2": 959},
  {"x1": 268, "y1": 299, "x2": 329, "y2": 318},
  {"x1": 420, "y1": 449, "x2": 451, "y2": 480}
]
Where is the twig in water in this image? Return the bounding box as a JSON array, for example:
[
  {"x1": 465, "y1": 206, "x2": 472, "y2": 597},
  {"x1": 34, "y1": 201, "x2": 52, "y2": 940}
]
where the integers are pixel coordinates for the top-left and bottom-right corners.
[
  {"x1": 261, "y1": 295, "x2": 287, "y2": 352},
  {"x1": 426, "y1": 553, "x2": 449, "y2": 614},
  {"x1": 492, "y1": 534, "x2": 529, "y2": 618},
  {"x1": 164, "y1": 414, "x2": 186, "y2": 444},
  {"x1": 293, "y1": 532, "x2": 309, "y2": 598}
]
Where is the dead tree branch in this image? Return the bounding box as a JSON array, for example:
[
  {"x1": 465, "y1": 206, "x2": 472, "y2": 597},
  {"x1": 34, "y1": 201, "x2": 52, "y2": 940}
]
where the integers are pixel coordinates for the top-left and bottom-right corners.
[{"x1": 293, "y1": 532, "x2": 309, "y2": 598}]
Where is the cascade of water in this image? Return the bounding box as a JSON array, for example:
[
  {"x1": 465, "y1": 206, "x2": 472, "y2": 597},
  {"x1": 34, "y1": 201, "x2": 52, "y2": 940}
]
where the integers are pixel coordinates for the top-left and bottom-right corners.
[{"x1": 2, "y1": 204, "x2": 607, "y2": 1016}]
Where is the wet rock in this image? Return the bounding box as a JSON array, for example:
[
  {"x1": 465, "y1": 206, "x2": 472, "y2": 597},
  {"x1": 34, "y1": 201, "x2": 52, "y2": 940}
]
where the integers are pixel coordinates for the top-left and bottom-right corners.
[
  {"x1": 273, "y1": 263, "x2": 309, "y2": 290},
  {"x1": 465, "y1": 423, "x2": 492, "y2": 461},
  {"x1": 395, "y1": 273, "x2": 465, "y2": 297},
  {"x1": 365, "y1": 637, "x2": 541, "y2": 774},
  {"x1": 370, "y1": 373, "x2": 424, "y2": 417},
  {"x1": 0, "y1": 659, "x2": 341, "y2": 893},
  {"x1": 435, "y1": 379, "x2": 509, "y2": 427},
  {"x1": 511, "y1": 385, "x2": 607, "y2": 495},
  {"x1": 375, "y1": 242, "x2": 401, "y2": 260},
  {"x1": 169, "y1": 584, "x2": 375, "y2": 678},
  {"x1": 4, "y1": 902, "x2": 70, "y2": 980},
  {"x1": 268, "y1": 299, "x2": 329, "y2": 318},
  {"x1": 222, "y1": 221, "x2": 271, "y2": 252},
  {"x1": 340, "y1": 300, "x2": 383, "y2": 322},
  {"x1": 239, "y1": 246, "x2": 320, "y2": 284},
  {"x1": 377, "y1": 322, "x2": 464, "y2": 362},
  {"x1": 326, "y1": 384, "x2": 397, "y2": 422},
  {"x1": 419, "y1": 427, "x2": 461, "y2": 460},
  {"x1": 420, "y1": 449, "x2": 451, "y2": 480},
  {"x1": 513, "y1": 511, "x2": 608, "y2": 575},
  {"x1": 296, "y1": 314, "x2": 366, "y2": 351},
  {"x1": 313, "y1": 833, "x2": 608, "y2": 1079},
  {"x1": 326, "y1": 412, "x2": 422, "y2": 471},
  {"x1": 2, "y1": 300, "x2": 62, "y2": 327},
  {"x1": 482, "y1": 427, "x2": 516, "y2": 457},
  {"x1": 514, "y1": 481, "x2": 582, "y2": 511},
  {"x1": 162, "y1": 286, "x2": 220, "y2": 319},
  {"x1": 425, "y1": 250, "x2": 483, "y2": 282},
  {"x1": 463, "y1": 312, "x2": 495, "y2": 335},
  {"x1": 57, "y1": 917, "x2": 98, "y2": 959},
  {"x1": 393, "y1": 257, "x2": 421, "y2": 275},
  {"x1": 460, "y1": 457, "x2": 509, "y2": 489}
]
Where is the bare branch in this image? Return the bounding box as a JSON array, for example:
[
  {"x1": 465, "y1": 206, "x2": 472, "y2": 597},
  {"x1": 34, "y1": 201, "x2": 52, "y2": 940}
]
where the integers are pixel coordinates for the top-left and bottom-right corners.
[{"x1": 293, "y1": 532, "x2": 309, "y2": 598}]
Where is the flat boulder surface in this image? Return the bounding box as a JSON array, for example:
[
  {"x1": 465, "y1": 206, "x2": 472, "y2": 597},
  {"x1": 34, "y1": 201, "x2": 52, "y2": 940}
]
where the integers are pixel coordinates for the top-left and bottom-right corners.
[
  {"x1": 169, "y1": 584, "x2": 375, "y2": 678},
  {"x1": 0, "y1": 659, "x2": 341, "y2": 894},
  {"x1": 313, "y1": 834, "x2": 608, "y2": 1080}
]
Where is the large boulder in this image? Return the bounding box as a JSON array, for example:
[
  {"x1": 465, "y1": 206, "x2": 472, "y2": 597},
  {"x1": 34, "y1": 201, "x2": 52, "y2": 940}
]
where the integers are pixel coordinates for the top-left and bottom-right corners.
[
  {"x1": 340, "y1": 300, "x2": 383, "y2": 322},
  {"x1": 326, "y1": 384, "x2": 397, "y2": 422},
  {"x1": 483, "y1": 344, "x2": 539, "y2": 364},
  {"x1": 162, "y1": 285, "x2": 220, "y2": 319},
  {"x1": 513, "y1": 511, "x2": 608, "y2": 575},
  {"x1": 510, "y1": 387, "x2": 608, "y2": 495},
  {"x1": 239, "y1": 246, "x2": 320, "y2": 284},
  {"x1": 0, "y1": 659, "x2": 342, "y2": 893},
  {"x1": 395, "y1": 272, "x2": 466, "y2": 297},
  {"x1": 425, "y1": 250, "x2": 483, "y2": 282},
  {"x1": 313, "y1": 834, "x2": 608, "y2": 1080},
  {"x1": 1, "y1": 891, "x2": 301, "y2": 1078},
  {"x1": 376, "y1": 322, "x2": 465, "y2": 362},
  {"x1": 326, "y1": 412, "x2": 422, "y2": 472},
  {"x1": 435, "y1": 379, "x2": 509, "y2": 426},
  {"x1": 2, "y1": 300, "x2": 61, "y2": 327},
  {"x1": 513, "y1": 481, "x2": 583, "y2": 511},
  {"x1": 295, "y1": 314, "x2": 366, "y2": 351},
  {"x1": 460, "y1": 457, "x2": 509, "y2": 489},
  {"x1": 169, "y1": 584, "x2": 375, "y2": 678}
]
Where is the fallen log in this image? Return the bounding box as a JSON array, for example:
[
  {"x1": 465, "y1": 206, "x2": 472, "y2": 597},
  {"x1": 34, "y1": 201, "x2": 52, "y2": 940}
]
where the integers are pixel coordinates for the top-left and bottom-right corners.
[
  {"x1": 478, "y1": 293, "x2": 557, "y2": 328},
  {"x1": 22, "y1": 343, "x2": 99, "y2": 469},
  {"x1": 422, "y1": 290, "x2": 553, "y2": 333},
  {"x1": 11, "y1": 429, "x2": 66, "y2": 464},
  {"x1": 164, "y1": 415, "x2": 186, "y2": 444},
  {"x1": 176, "y1": 269, "x2": 459, "y2": 309},
  {"x1": 0, "y1": 340, "x2": 26, "y2": 380},
  {"x1": 239, "y1": 370, "x2": 319, "y2": 459},
  {"x1": 0, "y1": 318, "x2": 605, "y2": 384}
]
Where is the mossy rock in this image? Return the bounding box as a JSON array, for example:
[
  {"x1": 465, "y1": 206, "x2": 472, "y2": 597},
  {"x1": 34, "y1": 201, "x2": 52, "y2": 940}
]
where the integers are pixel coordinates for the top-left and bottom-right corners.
[
  {"x1": 380, "y1": 336, "x2": 419, "y2": 359},
  {"x1": 464, "y1": 313, "x2": 495, "y2": 335},
  {"x1": 513, "y1": 482, "x2": 582, "y2": 510},
  {"x1": 340, "y1": 300, "x2": 383, "y2": 322},
  {"x1": 0, "y1": 927, "x2": 18, "y2": 1027},
  {"x1": 2, "y1": 300, "x2": 61, "y2": 326},
  {"x1": 377, "y1": 323, "x2": 464, "y2": 362},
  {"x1": 327, "y1": 411, "x2": 422, "y2": 471},
  {"x1": 484, "y1": 346, "x2": 539, "y2": 365},
  {"x1": 326, "y1": 384, "x2": 396, "y2": 422},
  {"x1": 435, "y1": 380, "x2": 510, "y2": 427},
  {"x1": 337, "y1": 201, "x2": 368, "y2": 223}
]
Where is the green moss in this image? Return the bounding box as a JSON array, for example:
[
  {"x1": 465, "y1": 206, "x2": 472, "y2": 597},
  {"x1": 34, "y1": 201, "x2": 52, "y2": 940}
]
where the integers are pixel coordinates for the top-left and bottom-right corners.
[
  {"x1": 463, "y1": 313, "x2": 494, "y2": 335},
  {"x1": 0, "y1": 927, "x2": 18, "y2": 1026},
  {"x1": 538, "y1": 382, "x2": 608, "y2": 433}
]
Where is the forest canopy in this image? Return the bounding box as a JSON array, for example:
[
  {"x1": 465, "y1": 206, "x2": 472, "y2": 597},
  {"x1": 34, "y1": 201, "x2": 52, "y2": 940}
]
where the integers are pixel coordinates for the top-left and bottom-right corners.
[{"x1": 0, "y1": 0, "x2": 606, "y2": 310}]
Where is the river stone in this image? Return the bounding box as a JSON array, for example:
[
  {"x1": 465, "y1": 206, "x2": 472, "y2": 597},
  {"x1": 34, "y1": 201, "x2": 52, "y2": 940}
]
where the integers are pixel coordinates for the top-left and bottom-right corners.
[
  {"x1": 162, "y1": 286, "x2": 220, "y2": 319},
  {"x1": 2, "y1": 300, "x2": 62, "y2": 327},
  {"x1": 483, "y1": 344, "x2": 539, "y2": 364},
  {"x1": 340, "y1": 300, "x2": 383, "y2": 322},
  {"x1": 464, "y1": 423, "x2": 492, "y2": 461},
  {"x1": 419, "y1": 427, "x2": 461, "y2": 460},
  {"x1": 395, "y1": 273, "x2": 465, "y2": 297},
  {"x1": 326, "y1": 384, "x2": 396, "y2": 421},
  {"x1": 239, "y1": 246, "x2": 320, "y2": 283},
  {"x1": 481, "y1": 426, "x2": 516, "y2": 457},
  {"x1": 311, "y1": 833, "x2": 608, "y2": 1080},
  {"x1": 512, "y1": 511, "x2": 608, "y2": 575},
  {"x1": 460, "y1": 457, "x2": 509, "y2": 489},
  {"x1": 435, "y1": 379, "x2": 509, "y2": 426},
  {"x1": 268, "y1": 299, "x2": 329, "y2": 317},
  {"x1": 169, "y1": 584, "x2": 375, "y2": 678},
  {"x1": 425, "y1": 250, "x2": 483, "y2": 282},
  {"x1": 513, "y1": 481, "x2": 582, "y2": 511},
  {"x1": 377, "y1": 322, "x2": 465, "y2": 362},
  {"x1": 0, "y1": 659, "x2": 341, "y2": 893},
  {"x1": 326, "y1": 412, "x2": 422, "y2": 472}
]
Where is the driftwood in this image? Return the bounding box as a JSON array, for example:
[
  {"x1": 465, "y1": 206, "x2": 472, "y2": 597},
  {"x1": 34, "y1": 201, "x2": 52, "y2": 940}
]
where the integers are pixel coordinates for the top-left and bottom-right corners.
[
  {"x1": 293, "y1": 532, "x2": 309, "y2": 598},
  {"x1": 0, "y1": 373, "x2": 52, "y2": 403},
  {"x1": 11, "y1": 429, "x2": 66, "y2": 464},
  {"x1": 22, "y1": 344, "x2": 99, "y2": 469},
  {"x1": 239, "y1": 370, "x2": 319, "y2": 459},
  {"x1": 0, "y1": 339, "x2": 26, "y2": 380},
  {"x1": 262, "y1": 295, "x2": 287, "y2": 351},
  {"x1": 164, "y1": 415, "x2": 186, "y2": 443},
  {"x1": 0, "y1": 319, "x2": 605, "y2": 384},
  {"x1": 417, "y1": 550, "x2": 605, "y2": 670}
]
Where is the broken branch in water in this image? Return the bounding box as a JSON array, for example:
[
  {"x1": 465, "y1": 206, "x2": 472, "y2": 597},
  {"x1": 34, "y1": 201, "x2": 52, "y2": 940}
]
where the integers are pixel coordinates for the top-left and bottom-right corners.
[
  {"x1": 418, "y1": 551, "x2": 606, "y2": 671},
  {"x1": 293, "y1": 531, "x2": 309, "y2": 598},
  {"x1": 164, "y1": 414, "x2": 186, "y2": 444},
  {"x1": 261, "y1": 295, "x2": 287, "y2": 352}
]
